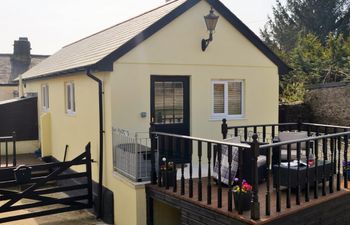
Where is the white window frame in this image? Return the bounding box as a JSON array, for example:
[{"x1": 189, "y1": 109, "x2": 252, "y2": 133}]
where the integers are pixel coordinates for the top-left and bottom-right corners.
[
  {"x1": 41, "y1": 84, "x2": 49, "y2": 111},
  {"x1": 65, "y1": 82, "x2": 76, "y2": 115},
  {"x1": 211, "y1": 80, "x2": 244, "y2": 120}
]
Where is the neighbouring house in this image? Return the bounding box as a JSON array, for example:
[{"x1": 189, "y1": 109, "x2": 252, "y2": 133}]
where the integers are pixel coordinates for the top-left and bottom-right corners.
[
  {"x1": 0, "y1": 38, "x2": 48, "y2": 157},
  {"x1": 0, "y1": 37, "x2": 49, "y2": 101},
  {"x1": 20, "y1": 0, "x2": 290, "y2": 224}
]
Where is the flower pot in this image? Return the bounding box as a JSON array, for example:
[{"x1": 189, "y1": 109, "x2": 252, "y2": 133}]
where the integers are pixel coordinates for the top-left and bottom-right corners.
[{"x1": 233, "y1": 192, "x2": 252, "y2": 211}]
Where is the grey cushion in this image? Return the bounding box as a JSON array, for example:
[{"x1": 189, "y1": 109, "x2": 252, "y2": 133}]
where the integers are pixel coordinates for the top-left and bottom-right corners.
[
  {"x1": 280, "y1": 149, "x2": 307, "y2": 161},
  {"x1": 279, "y1": 131, "x2": 308, "y2": 149},
  {"x1": 224, "y1": 136, "x2": 241, "y2": 144},
  {"x1": 278, "y1": 131, "x2": 309, "y2": 161}
]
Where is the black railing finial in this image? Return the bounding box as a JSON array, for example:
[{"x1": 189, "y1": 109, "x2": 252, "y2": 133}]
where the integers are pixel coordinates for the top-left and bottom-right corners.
[{"x1": 222, "y1": 119, "x2": 228, "y2": 139}]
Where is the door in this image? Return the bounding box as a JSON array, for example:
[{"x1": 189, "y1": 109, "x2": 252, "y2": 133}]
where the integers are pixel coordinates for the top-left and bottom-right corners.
[{"x1": 150, "y1": 75, "x2": 190, "y2": 163}]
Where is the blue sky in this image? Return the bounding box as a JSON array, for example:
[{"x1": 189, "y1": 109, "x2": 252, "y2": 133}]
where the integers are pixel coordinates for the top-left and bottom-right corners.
[{"x1": 0, "y1": 0, "x2": 283, "y2": 54}]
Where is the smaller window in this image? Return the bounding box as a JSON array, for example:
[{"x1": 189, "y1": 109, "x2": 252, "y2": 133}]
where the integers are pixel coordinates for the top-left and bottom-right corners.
[
  {"x1": 65, "y1": 82, "x2": 76, "y2": 114},
  {"x1": 41, "y1": 84, "x2": 49, "y2": 111},
  {"x1": 211, "y1": 80, "x2": 244, "y2": 119}
]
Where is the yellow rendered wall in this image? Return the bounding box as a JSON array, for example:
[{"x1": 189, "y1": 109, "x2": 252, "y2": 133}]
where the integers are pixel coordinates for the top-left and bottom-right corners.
[
  {"x1": 24, "y1": 72, "x2": 107, "y2": 181},
  {"x1": 2, "y1": 140, "x2": 39, "y2": 155},
  {"x1": 154, "y1": 200, "x2": 181, "y2": 225},
  {"x1": 24, "y1": 71, "x2": 125, "y2": 224},
  {"x1": 108, "y1": 174, "x2": 147, "y2": 225},
  {"x1": 109, "y1": 1, "x2": 279, "y2": 225},
  {"x1": 0, "y1": 86, "x2": 17, "y2": 101},
  {"x1": 112, "y1": 0, "x2": 279, "y2": 140},
  {"x1": 40, "y1": 112, "x2": 52, "y2": 157}
]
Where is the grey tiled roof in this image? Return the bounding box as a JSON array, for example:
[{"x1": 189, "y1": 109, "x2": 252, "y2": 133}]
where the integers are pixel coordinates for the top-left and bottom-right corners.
[
  {"x1": 21, "y1": 0, "x2": 186, "y2": 80},
  {"x1": 0, "y1": 54, "x2": 48, "y2": 84}
]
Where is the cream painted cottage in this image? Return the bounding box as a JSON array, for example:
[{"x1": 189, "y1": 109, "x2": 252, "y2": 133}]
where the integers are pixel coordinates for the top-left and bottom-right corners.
[{"x1": 20, "y1": 0, "x2": 290, "y2": 224}]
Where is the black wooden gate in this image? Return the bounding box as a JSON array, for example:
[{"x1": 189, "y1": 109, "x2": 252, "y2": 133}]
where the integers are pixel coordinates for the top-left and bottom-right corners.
[{"x1": 0, "y1": 143, "x2": 92, "y2": 223}]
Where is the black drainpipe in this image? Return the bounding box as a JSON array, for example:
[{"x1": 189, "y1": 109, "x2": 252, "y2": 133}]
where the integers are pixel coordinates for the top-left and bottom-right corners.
[{"x1": 86, "y1": 69, "x2": 104, "y2": 219}]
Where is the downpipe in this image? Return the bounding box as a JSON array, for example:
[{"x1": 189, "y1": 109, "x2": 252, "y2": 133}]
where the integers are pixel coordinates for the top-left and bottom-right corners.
[{"x1": 86, "y1": 69, "x2": 104, "y2": 219}]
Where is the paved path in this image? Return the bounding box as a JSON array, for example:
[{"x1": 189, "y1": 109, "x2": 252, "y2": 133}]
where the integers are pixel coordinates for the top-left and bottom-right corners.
[{"x1": 1, "y1": 209, "x2": 107, "y2": 225}]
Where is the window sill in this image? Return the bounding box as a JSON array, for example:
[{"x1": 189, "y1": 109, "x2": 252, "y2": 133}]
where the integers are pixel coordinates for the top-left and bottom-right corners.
[
  {"x1": 209, "y1": 116, "x2": 246, "y2": 121},
  {"x1": 66, "y1": 111, "x2": 76, "y2": 117}
]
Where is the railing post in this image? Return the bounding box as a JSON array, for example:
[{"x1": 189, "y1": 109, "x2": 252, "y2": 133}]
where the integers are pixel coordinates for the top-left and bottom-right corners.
[
  {"x1": 250, "y1": 134, "x2": 260, "y2": 220},
  {"x1": 297, "y1": 120, "x2": 302, "y2": 132},
  {"x1": 12, "y1": 131, "x2": 16, "y2": 167},
  {"x1": 149, "y1": 124, "x2": 157, "y2": 184},
  {"x1": 222, "y1": 119, "x2": 228, "y2": 139},
  {"x1": 85, "y1": 142, "x2": 93, "y2": 208},
  {"x1": 344, "y1": 134, "x2": 348, "y2": 188}
]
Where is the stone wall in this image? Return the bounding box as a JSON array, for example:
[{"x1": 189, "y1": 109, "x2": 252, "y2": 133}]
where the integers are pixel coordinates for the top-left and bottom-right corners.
[{"x1": 304, "y1": 82, "x2": 350, "y2": 126}]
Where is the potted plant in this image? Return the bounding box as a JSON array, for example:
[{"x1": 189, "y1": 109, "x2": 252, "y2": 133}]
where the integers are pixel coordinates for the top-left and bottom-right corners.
[
  {"x1": 233, "y1": 178, "x2": 252, "y2": 211},
  {"x1": 343, "y1": 160, "x2": 350, "y2": 180},
  {"x1": 160, "y1": 158, "x2": 176, "y2": 187}
]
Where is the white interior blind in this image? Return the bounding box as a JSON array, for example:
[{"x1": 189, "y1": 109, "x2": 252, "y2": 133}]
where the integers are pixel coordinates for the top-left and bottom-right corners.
[
  {"x1": 212, "y1": 80, "x2": 243, "y2": 118},
  {"x1": 213, "y1": 83, "x2": 224, "y2": 113},
  {"x1": 42, "y1": 84, "x2": 49, "y2": 110},
  {"x1": 66, "y1": 82, "x2": 75, "y2": 114},
  {"x1": 228, "y1": 82, "x2": 242, "y2": 115}
]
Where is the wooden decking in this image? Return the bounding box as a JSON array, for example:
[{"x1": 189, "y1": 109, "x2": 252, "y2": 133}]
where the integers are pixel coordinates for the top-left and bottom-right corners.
[
  {"x1": 0, "y1": 154, "x2": 43, "y2": 168},
  {"x1": 147, "y1": 176, "x2": 350, "y2": 225}
]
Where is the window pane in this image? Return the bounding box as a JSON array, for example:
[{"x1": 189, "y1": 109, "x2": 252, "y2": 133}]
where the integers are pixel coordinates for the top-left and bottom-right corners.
[
  {"x1": 163, "y1": 82, "x2": 173, "y2": 123},
  {"x1": 67, "y1": 84, "x2": 71, "y2": 110},
  {"x1": 42, "y1": 85, "x2": 49, "y2": 109},
  {"x1": 173, "y1": 82, "x2": 183, "y2": 123},
  {"x1": 46, "y1": 86, "x2": 49, "y2": 108},
  {"x1": 72, "y1": 83, "x2": 75, "y2": 112},
  {"x1": 213, "y1": 83, "x2": 224, "y2": 113},
  {"x1": 42, "y1": 86, "x2": 45, "y2": 108},
  {"x1": 154, "y1": 81, "x2": 184, "y2": 124},
  {"x1": 154, "y1": 82, "x2": 164, "y2": 123},
  {"x1": 228, "y1": 82, "x2": 242, "y2": 115}
]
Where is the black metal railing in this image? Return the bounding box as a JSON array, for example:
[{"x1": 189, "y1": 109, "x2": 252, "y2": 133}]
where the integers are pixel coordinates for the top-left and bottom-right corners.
[
  {"x1": 221, "y1": 119, "x2": 350, "y2": 143},
  {"x1": 260, "y1": 131, "x2": 350, "y2": 215},
  {"x1": 0, "y1": 132, "x2": 16, "y2": 167},
  {"x1": 150, "y1": 131, "x2": 262, "y2": 220},
  {"x1": 221, "y1": 118, "x2": 298, "y2": 143},
  {"x1": 149, "y1": 121, "x2": 350, "y2": 221}
]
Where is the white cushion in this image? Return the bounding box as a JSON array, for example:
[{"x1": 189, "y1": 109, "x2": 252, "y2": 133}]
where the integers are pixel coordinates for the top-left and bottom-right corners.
[
  {"x1": 257, "y1": 155, "x2": 266, "y2": 167},
  {"x1": 280, "y1": 149, "x2": 307, "y2": 161},
  {"x1": 278, "y1": 131, "x2": 308, "y2": 149},
  {"x1": 224, "y1": 136, "x2": 241, "y2": 144}
]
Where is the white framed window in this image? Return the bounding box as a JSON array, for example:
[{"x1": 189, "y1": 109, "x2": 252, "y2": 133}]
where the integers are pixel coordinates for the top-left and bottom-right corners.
[
  {"x1": 41, "y1": 84, "x2": 49, "y2": 111},
  {"x1": 211, "y1": 80, "x2": 244, "y2": 119},
  {"x1": 65, "y1": 82, "x2": 76, "y2": 114}
]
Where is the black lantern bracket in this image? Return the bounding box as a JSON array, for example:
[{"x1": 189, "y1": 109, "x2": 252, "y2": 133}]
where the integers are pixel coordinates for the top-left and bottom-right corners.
[{"x1": 201, "y1": 7, "x2": 219, "y2": 51}]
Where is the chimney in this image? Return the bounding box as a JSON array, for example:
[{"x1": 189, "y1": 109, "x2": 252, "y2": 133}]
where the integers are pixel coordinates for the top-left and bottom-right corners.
[{"x1": 10, "y1": 37, "x2": 31, "y2": 82}]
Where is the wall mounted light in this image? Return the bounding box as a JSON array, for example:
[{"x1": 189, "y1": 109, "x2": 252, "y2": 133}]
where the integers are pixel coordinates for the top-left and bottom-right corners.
[{"x1": 201, "y1": 7, "x2": 219, "y2": 51}]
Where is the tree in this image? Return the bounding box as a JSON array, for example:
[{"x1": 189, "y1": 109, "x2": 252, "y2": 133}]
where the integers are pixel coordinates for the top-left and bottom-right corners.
[
  {"x1": 261, "y1": 0, "x2": 350, "y2": 51},
  {"x1": 279, "y1": 33, "x2": 350, "y2": 102}
]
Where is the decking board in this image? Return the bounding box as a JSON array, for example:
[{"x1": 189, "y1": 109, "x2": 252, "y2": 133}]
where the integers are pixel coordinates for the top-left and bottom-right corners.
[{"x1": 147, "y1": 177, "x2": 350, "y2": 225}]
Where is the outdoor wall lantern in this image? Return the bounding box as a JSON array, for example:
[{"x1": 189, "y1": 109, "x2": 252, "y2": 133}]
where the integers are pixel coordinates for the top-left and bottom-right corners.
[{"x1": 202, "y1": 7, "x2": 219, "y2": 51}]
